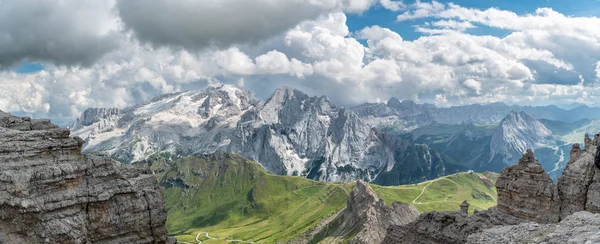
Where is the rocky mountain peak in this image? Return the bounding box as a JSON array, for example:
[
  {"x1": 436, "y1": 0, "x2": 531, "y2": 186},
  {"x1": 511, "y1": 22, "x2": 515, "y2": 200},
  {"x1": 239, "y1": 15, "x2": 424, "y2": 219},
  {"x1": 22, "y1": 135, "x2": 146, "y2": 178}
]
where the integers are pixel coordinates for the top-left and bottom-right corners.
[
  {"x1": 489, "y1": 111, "x2": 554, "y2": 166},
  {"x1": 347, "y1": 180, "x2": 379, "y2": 212},
  {"x1": 70, "y1": 107, "x2": 122, "y2": 129},
  {"x1": 557, "y1": 133, "x2": 600, "y2": 219},
  {"x1": 308, "y1": 180, "x2": 419, "y2": 244},
  {"x1": 570, "y1": 143, "x2": 582, "y2": 159},
  {"x1": 386, "y1": 97, "x2": 402, "y2": 108},
  {"x1": 267, "y1": 86, "x2": 309, "y2": 104},
  {"x1": 386, "y1": 98, "x2": 421, "y2": 113},
  {"x1": 198, "y1": 84, "x2": 258, "y2": 119},
  {"x1": 495, "y1": 149, "x2": 560, "y2": 223}
]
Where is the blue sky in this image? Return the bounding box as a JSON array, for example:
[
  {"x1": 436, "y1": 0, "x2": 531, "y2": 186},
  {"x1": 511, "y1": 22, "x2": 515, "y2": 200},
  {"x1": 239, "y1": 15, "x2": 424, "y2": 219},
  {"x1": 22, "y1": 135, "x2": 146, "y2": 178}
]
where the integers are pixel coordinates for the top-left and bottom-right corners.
[
  {"x1": 12, "y1": 63, "x2": 44, "y2": 74},
  {"x1": 347, "y1": 0, "x2": 600, "y2": 41}
]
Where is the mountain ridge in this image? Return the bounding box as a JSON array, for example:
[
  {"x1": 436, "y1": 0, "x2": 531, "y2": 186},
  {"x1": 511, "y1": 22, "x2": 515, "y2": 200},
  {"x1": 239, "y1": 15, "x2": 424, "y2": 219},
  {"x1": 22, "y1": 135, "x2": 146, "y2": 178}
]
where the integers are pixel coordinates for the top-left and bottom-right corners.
[{"x1": 71, "y1": 85, "x2": 584, "y2": 184}]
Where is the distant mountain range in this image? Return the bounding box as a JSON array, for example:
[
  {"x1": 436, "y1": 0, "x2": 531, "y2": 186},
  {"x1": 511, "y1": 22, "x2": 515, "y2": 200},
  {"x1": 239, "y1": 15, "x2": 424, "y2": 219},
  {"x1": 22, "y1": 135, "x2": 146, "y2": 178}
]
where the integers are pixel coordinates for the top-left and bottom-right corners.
[
  {"x1": 353, "y1": 98, "x2": 600, "y2": 133},
  {"x1": 70, "y1": 85, "x2": 600, "y2": 184}
]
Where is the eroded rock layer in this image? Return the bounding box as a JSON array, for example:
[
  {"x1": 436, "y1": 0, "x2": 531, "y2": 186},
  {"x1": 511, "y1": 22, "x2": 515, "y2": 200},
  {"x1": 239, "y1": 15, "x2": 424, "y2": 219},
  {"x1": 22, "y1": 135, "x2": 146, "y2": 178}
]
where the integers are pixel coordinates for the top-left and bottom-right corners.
[
  {"x1": 0, "y1": 111, "x2": 169, "y2": 243},
  {"x1": 467, "y1": 211, "x2": 600, "y2": 244},
  {"x1": 382, "y1": 208, "x2": 524, "y2": 244},
  {"x1": 495, "y1": 149, "x2": 560, "y2": 223}
]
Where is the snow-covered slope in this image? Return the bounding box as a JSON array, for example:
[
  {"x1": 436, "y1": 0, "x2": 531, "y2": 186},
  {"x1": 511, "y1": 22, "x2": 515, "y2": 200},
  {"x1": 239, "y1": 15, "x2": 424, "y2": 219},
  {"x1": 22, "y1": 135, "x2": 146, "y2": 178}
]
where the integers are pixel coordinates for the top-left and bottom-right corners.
[
  {"x1": 72, "y1": 85, "x2": 394, "y2": 182},
  {"x1": 72, "y1": 86, "x2": 566, "y2": 184},
  {"x1": 489, "y1": 111, "x2": 555, "y2": 166},
  {"x1": 71, "y1": 84, "x2": 258, "y2": 162}
]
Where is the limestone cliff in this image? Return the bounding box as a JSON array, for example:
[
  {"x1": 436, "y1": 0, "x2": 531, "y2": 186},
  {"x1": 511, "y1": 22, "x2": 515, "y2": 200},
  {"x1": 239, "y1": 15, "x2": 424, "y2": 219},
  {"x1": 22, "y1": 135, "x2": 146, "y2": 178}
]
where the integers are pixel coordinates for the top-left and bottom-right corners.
[{"x1": 0, "y1": 110, "x2": 170, "y2": 243}]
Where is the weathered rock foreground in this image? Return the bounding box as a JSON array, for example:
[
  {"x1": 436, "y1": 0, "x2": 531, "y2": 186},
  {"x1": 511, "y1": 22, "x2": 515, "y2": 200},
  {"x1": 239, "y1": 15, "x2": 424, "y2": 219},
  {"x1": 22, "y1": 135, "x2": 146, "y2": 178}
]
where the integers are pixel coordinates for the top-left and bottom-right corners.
[
  {"x1": 467, "y1": 211, "x2": 600, "y2": 244},
  {"x1": 383, "y1": 134, "x2": 600, "y2": 244},
  {"x1": 0, "y1": 111, "x2": 170, "y2": 243}
]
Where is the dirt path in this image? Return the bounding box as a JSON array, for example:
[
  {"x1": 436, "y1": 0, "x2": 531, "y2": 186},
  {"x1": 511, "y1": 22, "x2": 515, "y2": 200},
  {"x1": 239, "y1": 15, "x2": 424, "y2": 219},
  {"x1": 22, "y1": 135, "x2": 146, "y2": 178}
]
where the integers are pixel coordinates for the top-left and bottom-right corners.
[
  {"x1": 193, "y1": 231, "x2": 260, "y2": 244},
  {"x1": 412, "y1": 175, "x2": 453, "y2": 204},
  {"x1": 412, "y1": 179, "x2": 437, "y2": 204}
]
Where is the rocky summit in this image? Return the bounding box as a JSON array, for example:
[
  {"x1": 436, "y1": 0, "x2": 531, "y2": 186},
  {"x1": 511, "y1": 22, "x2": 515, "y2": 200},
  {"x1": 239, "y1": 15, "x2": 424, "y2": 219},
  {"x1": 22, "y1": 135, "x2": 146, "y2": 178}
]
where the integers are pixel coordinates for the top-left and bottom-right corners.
[
  {"x1": 303, "y1": 180, "x2": 419, "y2": 244},
  {"x1": 495, "y1": 149, "x2": 560, "y2": 223},
  {"x1": 383, "y1": 133, "x2": 600, "y2": 243},
  {"x1": 0, "y1": 110, "x2": 170, "y2": 243}
]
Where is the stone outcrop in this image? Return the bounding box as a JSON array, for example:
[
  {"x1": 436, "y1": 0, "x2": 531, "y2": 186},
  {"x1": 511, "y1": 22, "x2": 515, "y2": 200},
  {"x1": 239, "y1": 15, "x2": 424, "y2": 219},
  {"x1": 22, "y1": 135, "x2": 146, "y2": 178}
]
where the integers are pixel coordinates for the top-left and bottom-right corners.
[
  {"x1": 0, "y1": 111, "x2": 170, "y2": 243},
  {"x1": 459, "y1": 200, "x2": 469, "y2": 215},
  {"x1": 383, "y1": 133, "x2": 600, "y2": 244},
  {"x1": 467, "y1": 211, "x2": 600, "y2": 244},
  {"x1": 557, "y1": 135, "x2": 600, "y2": 219},
  {"x1": 0, "y1": 111, "x2": 58, "y2": 131},
  {"x1": 382, "y1": 207, "x2": 525, "y2": 244},
  {"x1": 495, "y1": 149, "x2": 560, "y2": 223},
  {"x1": 306, "y1": 180, "x2": 419, "y2": 244}
]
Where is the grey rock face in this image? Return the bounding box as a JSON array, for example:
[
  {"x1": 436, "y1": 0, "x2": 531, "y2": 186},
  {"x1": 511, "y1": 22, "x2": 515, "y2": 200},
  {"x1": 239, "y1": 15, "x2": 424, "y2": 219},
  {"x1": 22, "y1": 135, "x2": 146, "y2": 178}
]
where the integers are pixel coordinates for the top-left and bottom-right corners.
[
  {"x1": 495, "y1": 149, "x2": 560, "y2": 223},
  {"x1": 382, "y1": 207, "x2": 525, "y2": 244},
  {"x1": 0, "y1": 111, "x2": 168, "y2": 243},
  {"x1": 230, "y1": 87, "x2": 394, "y2": 182},
  {"x1": 0, "y1": 110, "x2": 58, "y2": 131},
  {"x1": 557, "y1": 136, "x2": 600, "y2": 219},
  {"x1": 72, "y1": 85, "x2": 396, "y2": 183},
  {"x1": 70, "y1": 107, "x2": 122, "y2": 130},
  {"x1": 306, "y1": 180, "x2": 419, "y2": 244},
  {"x1": 467, "y1": 211, "x2": 600, "y2": 244}
]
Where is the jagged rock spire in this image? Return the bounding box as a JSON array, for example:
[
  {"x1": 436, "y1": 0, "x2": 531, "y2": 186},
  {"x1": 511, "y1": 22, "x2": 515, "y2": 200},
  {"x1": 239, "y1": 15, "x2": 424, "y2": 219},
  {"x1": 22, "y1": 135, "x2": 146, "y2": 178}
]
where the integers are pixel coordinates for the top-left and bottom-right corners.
[
  {"x1": 571, "y1": 143, "x2": 582, "y2": 160},
  {"x1": 558, "y1": 134, "x2": 599, "y2": 219},
  {"x1": 460, "y1": 201, "x2": 470, "y2": 215},
  {"x1": 585, "y1": 134, "x2": 592, "y2": 149},
  {"x1": 495, "y1": 149, "x2": 560, "y2": 223},
  {"x1": 309, "y1": 180, "x2": 419, "y2": 244}
]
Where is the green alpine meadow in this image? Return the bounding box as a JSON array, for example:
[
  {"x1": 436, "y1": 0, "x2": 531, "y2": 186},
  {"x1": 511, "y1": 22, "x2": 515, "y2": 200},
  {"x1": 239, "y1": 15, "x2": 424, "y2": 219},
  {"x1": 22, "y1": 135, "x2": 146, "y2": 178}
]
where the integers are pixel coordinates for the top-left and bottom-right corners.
[{"x1": 143, "y1": 153, "x2": 498, "y2": 243}]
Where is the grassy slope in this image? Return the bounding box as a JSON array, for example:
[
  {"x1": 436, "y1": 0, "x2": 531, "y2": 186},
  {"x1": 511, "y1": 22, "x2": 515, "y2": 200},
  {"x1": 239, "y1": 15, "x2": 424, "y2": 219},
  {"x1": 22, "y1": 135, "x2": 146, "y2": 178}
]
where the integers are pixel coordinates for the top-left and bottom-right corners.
[
  {"x1": 151, "y1": 154, "x2": 498, "y2": 243},
  {"x1": 372, "y1": 172, "x2": 498, "y2": 214}
]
